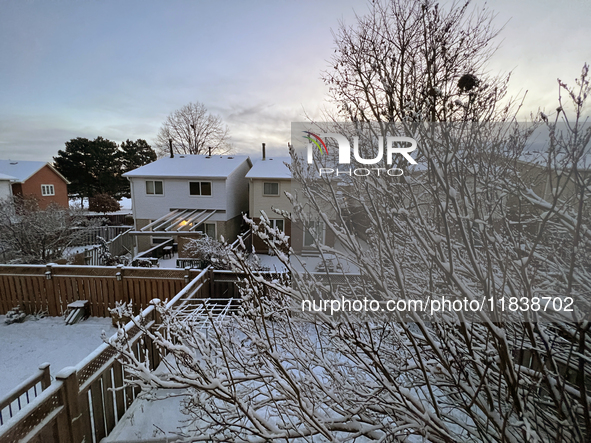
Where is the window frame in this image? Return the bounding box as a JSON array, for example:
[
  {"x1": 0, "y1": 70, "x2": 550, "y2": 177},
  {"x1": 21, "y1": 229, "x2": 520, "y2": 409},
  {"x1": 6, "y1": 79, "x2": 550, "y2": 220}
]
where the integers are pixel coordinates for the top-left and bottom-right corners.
[
  {"x1": 151, "y1": 236, "x2": 170, "y2": 245},
  {"x1": 303, "y1": 221, "x2": 325, "y2": 248},
  {"x1": 270, "y1": 219, "x2": 284, "y2": 232},
  {"x1": 41, "y1": 184, "x2": 55, "y2": 196},
  {"x1": 145, "y1": 180, "x2": 164, "y2": 195},
  {"x1": 263, "y1": 182, "x2": 280, "y2": 196},
  {"x1": 189, "y1": 181, "x2": 213, "y2": 197}
]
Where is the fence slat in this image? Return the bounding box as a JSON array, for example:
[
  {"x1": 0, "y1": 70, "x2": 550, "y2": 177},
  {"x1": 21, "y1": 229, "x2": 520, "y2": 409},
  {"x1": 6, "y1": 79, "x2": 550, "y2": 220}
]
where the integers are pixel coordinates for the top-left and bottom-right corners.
[
  {"x1": 90, "y1": 380, "x2": 106, "y2": 441},
  {"x1": 102, "y1": 370, "x2": 116, "y2": 433},
  {"x1": 77, "y1": 390, "x2": 93, "y2": 443},
  {"x1": 112, "y1": 361, "x2": 125, "y2": 421}
]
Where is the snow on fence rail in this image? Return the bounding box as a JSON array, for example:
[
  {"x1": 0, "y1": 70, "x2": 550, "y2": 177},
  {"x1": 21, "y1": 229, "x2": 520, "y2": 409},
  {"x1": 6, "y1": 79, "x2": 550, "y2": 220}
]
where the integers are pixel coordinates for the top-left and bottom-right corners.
[
  {"x1": 0, "y1": 264, "x2": 202, "y2": 317},
  {"x1": 0, "y1": 268, "x2": 212, "y2": 443}
]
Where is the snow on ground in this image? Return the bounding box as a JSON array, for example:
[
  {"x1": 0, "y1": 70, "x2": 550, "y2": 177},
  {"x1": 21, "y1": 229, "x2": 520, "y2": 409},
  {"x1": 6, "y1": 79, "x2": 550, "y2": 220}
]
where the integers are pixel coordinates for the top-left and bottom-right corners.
[
  {"x1": 0, "y1": 315, "x2": 116, "y2": 398},
  {"x1": 69, "y1": 197, "x2": 132, "y2": 211},
  {"x1": 103, "y1": 389, "x2": 187, "y2": 442},
  {"x1": 158, "y1": 251, "x2": 178, "y2": 269},
  {"x1": 257, "y1": 253, "x2": 288, "y2": 272}
]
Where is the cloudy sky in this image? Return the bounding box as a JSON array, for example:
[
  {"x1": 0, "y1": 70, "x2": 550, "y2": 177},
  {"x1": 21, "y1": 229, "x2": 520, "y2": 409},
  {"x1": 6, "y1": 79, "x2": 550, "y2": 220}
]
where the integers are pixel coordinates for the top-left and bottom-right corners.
[{"x1": 0, "y1": 0, "x2": 589, "y2": 161}]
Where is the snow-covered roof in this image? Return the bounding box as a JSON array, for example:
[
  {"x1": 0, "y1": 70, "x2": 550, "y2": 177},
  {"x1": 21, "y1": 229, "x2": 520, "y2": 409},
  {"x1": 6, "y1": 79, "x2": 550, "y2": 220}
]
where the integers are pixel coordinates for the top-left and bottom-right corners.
[
  {"x1": 0, "y1": 160, "x2": 66, "y2": 183},
  {"x1": 246, "y1": 157, "x2": 291, "y2": 179},
  {"x1": 123, "y1": 155, "x2": 252, "y2": 179},
  {"x1": 0, "y1": 172, "x2": 16, "y2": 181}
]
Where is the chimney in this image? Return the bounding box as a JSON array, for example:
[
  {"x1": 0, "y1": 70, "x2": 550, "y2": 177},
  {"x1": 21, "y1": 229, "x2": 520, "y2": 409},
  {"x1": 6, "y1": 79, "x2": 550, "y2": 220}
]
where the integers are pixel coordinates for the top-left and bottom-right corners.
[
  {"x1": 262, "y1": 143, "x2": 266, "y2": 161},
  {"x1": 169, "y1": 139, "x2": 174, "y2": 158}
]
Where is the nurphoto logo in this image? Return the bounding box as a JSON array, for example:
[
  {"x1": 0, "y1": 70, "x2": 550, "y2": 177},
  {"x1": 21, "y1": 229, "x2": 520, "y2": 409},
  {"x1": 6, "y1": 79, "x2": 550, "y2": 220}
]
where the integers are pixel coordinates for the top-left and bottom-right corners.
[{"x1": 303, "y1": 131, "x2": 418, "y2": 177}]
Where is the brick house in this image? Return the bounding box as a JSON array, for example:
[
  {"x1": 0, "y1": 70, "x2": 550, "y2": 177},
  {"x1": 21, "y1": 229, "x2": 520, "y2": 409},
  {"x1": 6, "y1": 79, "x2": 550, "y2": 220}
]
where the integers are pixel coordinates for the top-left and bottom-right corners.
[{"x1": 0, "y1": 160, "x2": 69, "y2": 208}]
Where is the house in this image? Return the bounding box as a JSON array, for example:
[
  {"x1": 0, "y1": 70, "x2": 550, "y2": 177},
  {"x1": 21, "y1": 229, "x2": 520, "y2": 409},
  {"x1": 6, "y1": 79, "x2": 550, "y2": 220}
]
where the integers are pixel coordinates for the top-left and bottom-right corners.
[
  {"x1": 245, "y1": 156, "x2": 292, "y2": 253},
  {"x1": 0, "y1": 160, "x2": 69, "y2": 208},
  {"x1": 246, "y1": 152, "x2": 338, "y2": 255},
  {"x1": 122, "y1": 154, "x2": 252, "y2": 255}
]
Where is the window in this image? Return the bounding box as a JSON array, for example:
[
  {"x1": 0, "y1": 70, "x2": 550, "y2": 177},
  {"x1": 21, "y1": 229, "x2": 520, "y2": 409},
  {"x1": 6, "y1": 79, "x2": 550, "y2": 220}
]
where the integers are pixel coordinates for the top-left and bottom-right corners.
[
  {"x1": 304, "y1": 221, "x2": 325, "y2": 247},
  {"x1": 263, "y1": 182, "x2": 279, "y2": 196},
  {"x1": 189, "y1": 181, "x2": 212, "y2": 196},
  {"x1": 151, "y1": 237, "x2": 169, "y2": 245},
  {"x1": 41, "y1": 184, "x2": 55, "y2": 196},
  {"x1": 197, "y1": 223, "x2": 216, "y2": 238},
  {"x1": 270, "y1": 219, "x2": 284, "y2": 231},
  {"x1": 146, "y1": 180, "x2": 163, "y2": 195}
]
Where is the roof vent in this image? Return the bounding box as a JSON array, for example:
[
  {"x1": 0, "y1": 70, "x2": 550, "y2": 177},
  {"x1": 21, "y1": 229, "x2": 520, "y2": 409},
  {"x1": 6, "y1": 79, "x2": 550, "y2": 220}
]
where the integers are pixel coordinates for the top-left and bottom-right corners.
[
  {"x1": 180, "y1": 155, "x2": 185, "y2": 158},
  {"x1": 206, "y1": 156, "x2": 211, "y2": 159},
  {"x1": 9, "y1": 161, "x2": 17, "y2": 165},
  {"x1": 228, "y1": 156, "x2": 234, "y2": 159}
]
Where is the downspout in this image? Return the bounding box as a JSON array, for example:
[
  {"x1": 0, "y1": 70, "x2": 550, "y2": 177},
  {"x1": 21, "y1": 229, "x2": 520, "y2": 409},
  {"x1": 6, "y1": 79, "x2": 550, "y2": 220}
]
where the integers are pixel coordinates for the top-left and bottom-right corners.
[{"x1": 128, "y1": 177, "x2": 138, "y2": 257}]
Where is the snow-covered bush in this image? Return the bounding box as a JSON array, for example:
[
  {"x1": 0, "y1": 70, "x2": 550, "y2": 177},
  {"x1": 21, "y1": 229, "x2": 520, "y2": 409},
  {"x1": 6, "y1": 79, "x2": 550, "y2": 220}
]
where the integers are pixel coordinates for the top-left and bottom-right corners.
[
  {"x1": 97, "y1": 236, "x2": 130, "y2": 266},
  {"x1": 0, "y1": 195, "x2": 101, "y2": 264},
  {"x1": 183, "y1": 235, "x2": 231, "y2": 270},
  {"x1": 89, "y1": 193, "x2": 121, "y2": 214},
  {"x1": 5, "y1": 306, "x2": 26, "y2": 324}
]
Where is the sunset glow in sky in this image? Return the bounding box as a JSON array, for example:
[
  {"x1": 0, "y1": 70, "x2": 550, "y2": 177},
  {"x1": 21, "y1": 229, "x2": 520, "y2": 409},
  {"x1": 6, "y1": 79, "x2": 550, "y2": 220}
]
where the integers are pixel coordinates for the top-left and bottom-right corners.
[{"x1": 1, "y1": 0, "x2": 589, "y2": 161}]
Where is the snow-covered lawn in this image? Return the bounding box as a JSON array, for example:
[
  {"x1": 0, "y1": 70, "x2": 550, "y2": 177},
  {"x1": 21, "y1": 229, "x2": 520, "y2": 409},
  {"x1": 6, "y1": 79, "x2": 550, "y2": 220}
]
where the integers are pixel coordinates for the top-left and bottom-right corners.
[{"x1": 0, "y1": 315, "x2": 116, "y2": 398}]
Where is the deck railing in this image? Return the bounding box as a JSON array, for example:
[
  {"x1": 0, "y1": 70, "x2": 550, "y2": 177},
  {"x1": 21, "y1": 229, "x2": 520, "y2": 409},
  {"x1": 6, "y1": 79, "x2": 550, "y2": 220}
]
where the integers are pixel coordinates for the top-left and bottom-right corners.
[{"x1": 0, "y1": 363, "x2": 51, "y2": 427}]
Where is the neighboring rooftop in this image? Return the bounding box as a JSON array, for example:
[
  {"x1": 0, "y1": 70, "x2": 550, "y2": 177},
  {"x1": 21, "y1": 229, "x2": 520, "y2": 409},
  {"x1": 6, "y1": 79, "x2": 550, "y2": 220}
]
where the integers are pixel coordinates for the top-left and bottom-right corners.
[
  {"x1": 122, "y1": 155, "x2": 252, "y2": 179},
  {"x1": 0, "y1": 172, "x2": 17, "y2": 181},
  {"x1": 246, "y1": 157, "x2": 291, "y2": 179},
  {"x1": 0, "y1": 160, "x2": 59, "y2": 183}
]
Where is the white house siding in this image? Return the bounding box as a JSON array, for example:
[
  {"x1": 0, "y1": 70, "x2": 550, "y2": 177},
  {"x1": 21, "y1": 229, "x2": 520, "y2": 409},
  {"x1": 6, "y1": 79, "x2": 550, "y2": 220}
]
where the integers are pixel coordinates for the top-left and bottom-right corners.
[
  {"x1": 225, "y1": 160, "x2": 251, "y2": 219},
  {"x1": 0, "y1": 180, "x2": 12, "y2": 200},
  {"x1": 249, "y1": 178, "x2": 292, "y2": 219},
  {"x1": 130, "y1": 177, "x2": 227, "y2": 221}
]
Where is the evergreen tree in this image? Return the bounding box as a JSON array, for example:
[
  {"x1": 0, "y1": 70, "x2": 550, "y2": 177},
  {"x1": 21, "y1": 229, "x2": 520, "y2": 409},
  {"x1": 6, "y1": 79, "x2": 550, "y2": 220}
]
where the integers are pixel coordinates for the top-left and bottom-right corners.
[
  {"x1": 119, "y1": 139, "x2": 157, "y2": 198},
  {"x1": 54, "y1": 137, "x2": 156, "y2": 202}
]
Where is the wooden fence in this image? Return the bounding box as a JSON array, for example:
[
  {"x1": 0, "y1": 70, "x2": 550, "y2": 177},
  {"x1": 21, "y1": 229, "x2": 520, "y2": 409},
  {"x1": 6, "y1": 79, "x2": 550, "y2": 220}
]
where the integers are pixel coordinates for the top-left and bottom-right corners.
[
  {"x1": 0, "y1": 269, "x2": 212, "y2": 443},
  {"x1": 0, "y1": 264, "x2": 202, "y2": 317}
]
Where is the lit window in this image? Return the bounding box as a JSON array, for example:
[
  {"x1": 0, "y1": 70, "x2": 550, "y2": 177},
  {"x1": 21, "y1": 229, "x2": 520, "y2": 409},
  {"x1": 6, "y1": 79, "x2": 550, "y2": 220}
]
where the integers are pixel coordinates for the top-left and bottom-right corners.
[
  {"x1": 189, "y1": 181, "x2": 212, "y2": 196},
  {"x1": 41, "y1": 184, "x2": 55, "y2": 196},
  {"x1": 146, "y1": 180, "x2": 163, "y2": 195},
  {"x1": 264, "y1": 182, "x2": 279, "y2": 196}
]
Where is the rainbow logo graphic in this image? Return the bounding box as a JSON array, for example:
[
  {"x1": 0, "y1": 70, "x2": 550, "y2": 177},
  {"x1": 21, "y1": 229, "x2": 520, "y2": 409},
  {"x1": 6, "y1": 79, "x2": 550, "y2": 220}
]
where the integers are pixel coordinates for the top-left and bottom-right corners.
[{"x1": 303, "y1": 131, "x2": 328, "y2": 155}]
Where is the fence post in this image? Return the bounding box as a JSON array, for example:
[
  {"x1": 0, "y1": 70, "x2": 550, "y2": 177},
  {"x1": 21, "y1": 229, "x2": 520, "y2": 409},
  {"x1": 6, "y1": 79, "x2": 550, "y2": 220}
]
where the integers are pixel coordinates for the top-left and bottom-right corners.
[
  {"x1": 39, "y1": 362, "x2": 51, "y2": 390},
  {"x1": 55, "y1": 367, "x2": 82, "y2": 443},
  {"x1": 208, "y1": 268, "x2": 214, "y2": 298},
  {"x1": 115, "y1": 265, "x2": 125, "y2": 303},
  {"x1": 45, "y1": 264, "x2": 58, "y2": 316},
  {"x1": 184, "y1": 267, "x2": 191, "y2": 284}
]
